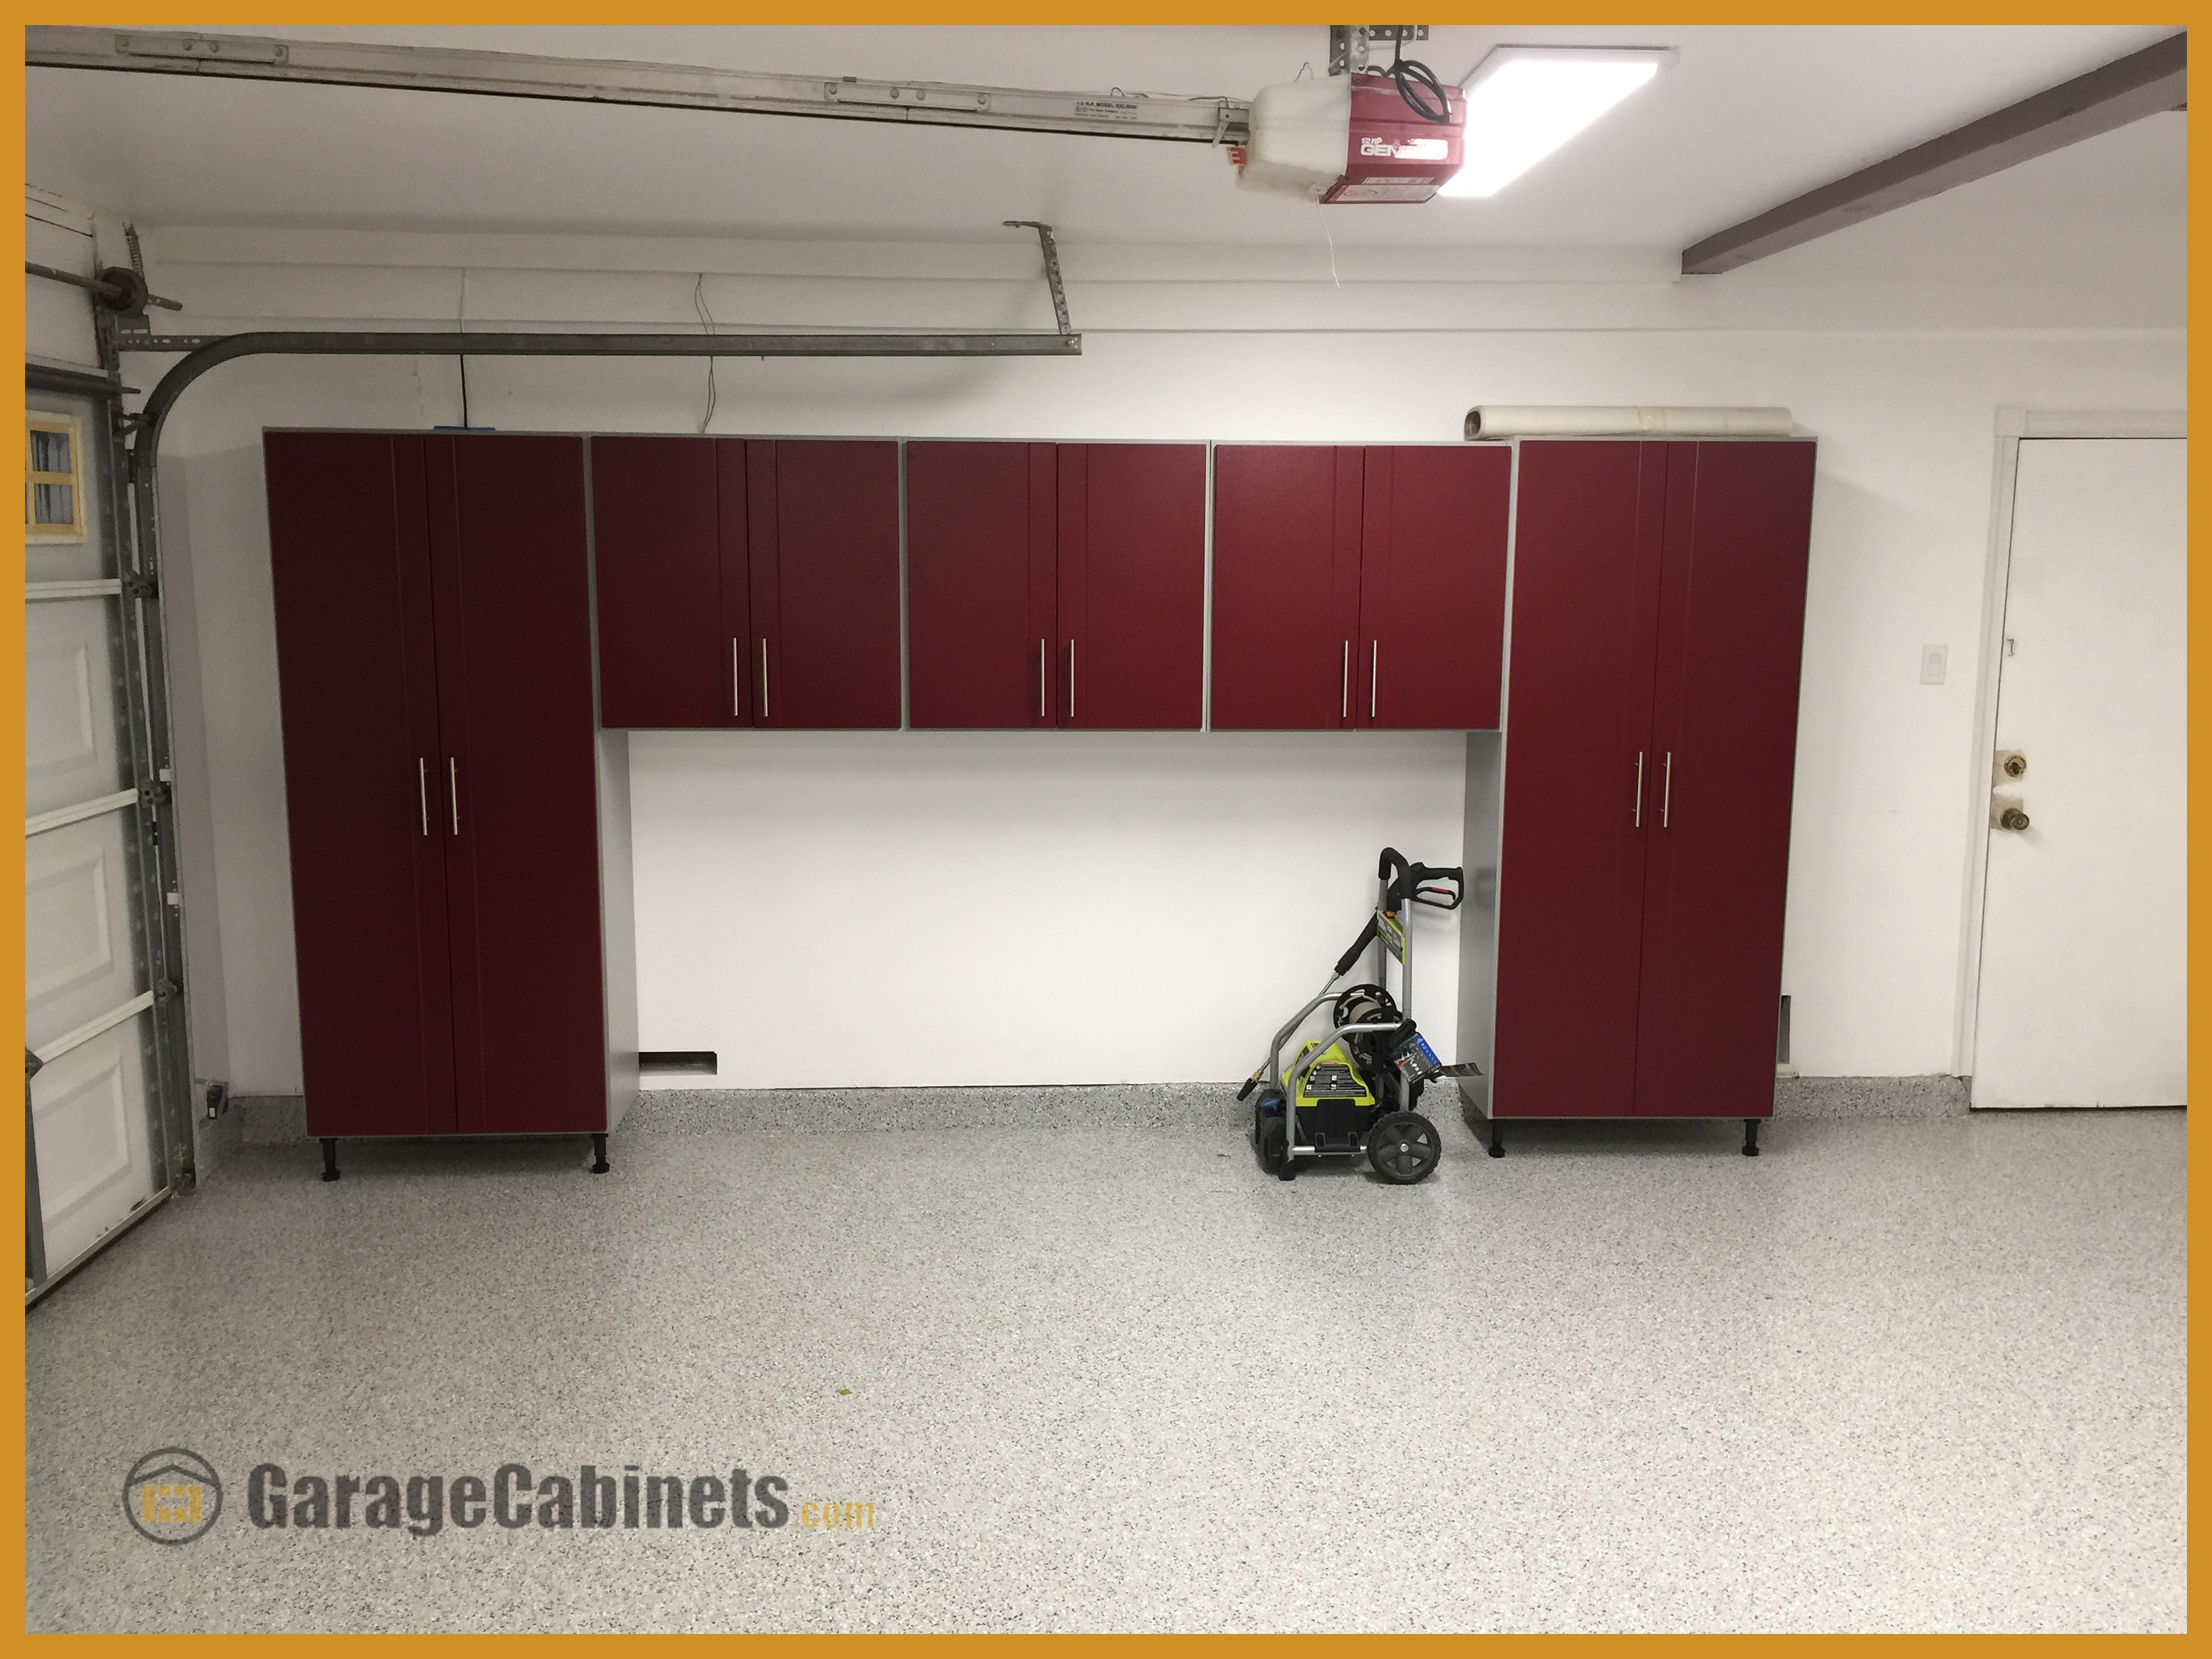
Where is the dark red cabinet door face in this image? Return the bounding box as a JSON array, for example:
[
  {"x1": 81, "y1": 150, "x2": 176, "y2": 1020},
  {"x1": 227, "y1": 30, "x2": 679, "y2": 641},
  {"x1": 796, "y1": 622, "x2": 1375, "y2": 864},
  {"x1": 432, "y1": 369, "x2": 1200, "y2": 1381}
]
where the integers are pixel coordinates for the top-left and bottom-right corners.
[
  {"x1": 1056, "y1": 443, "x2": 1206, "y2": 729},
  {"x1": 1634, "y1": 441, "x2": 1815, "y2": 1119},
  {"x1": 1357, "y1": 445, "x2": 1511, "y2": 729},
  {"x1": 426, "y1": 436, "x2": 608, "y2": 1134},
  {"x1": 1491, "y1": 442, "x2": 1668, "y2": 1118},
  {"x1": 590, "y1": 436, "x2": 733, "y2": 728},
  {"x1": 266, "y1": 432, "x2": 459, "y2": 1137},
  {"x1": 907, "y1": 442, "x2": 1057, "y2": 728},
  {"x1": 747, "y1": 439, "x2": 901, "y2": 729},
  {"x1": 1210, "y1": 446, "x2": 1364, "y2": 729}
]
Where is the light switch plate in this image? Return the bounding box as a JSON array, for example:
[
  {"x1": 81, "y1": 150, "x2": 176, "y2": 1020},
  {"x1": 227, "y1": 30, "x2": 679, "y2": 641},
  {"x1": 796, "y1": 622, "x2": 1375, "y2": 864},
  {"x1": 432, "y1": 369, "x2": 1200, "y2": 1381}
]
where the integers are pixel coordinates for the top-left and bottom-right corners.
[{"x1": 1919, "y1": 644, "x2": 1948, "y2": 684}]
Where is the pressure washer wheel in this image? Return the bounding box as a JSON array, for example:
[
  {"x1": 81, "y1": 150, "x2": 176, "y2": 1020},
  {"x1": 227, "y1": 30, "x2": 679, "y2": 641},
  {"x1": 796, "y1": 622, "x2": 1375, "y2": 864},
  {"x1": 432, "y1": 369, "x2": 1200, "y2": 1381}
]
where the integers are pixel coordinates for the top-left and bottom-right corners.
[{"x1": 1367, "y1": 1111, "x2": 1441, "y2": 1185}]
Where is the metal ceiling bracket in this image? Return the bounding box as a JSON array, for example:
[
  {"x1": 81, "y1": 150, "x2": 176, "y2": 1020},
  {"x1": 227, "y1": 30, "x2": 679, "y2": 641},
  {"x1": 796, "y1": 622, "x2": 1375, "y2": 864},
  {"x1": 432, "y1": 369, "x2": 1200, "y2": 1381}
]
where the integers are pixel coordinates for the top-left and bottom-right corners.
[{"x1": 1002, "y1": 220, "x2": 1072, "y2": 337}]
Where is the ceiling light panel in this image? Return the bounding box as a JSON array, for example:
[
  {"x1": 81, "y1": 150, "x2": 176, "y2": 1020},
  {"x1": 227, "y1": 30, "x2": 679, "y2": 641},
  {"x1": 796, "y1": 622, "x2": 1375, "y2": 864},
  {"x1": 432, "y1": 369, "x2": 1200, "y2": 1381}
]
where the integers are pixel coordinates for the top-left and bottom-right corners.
[{"x1": 1439, "y1": 46, "x2": 1671, "y2": 199}]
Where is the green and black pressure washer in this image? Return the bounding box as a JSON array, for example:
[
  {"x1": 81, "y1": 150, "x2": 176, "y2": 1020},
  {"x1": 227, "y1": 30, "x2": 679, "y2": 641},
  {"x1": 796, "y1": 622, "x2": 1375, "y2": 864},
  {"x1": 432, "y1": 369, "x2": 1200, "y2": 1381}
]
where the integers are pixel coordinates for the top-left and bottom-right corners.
[{"x1": 1237, "y1": 846, "x2": 1478, "y2": 1185}]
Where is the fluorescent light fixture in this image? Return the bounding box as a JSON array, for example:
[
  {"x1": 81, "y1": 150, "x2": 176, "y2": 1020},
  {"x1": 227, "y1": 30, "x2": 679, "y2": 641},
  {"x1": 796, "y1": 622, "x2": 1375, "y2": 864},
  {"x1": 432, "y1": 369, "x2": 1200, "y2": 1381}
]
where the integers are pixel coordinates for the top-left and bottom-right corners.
[{"x1": 1438, "y1": 46, "x2": 1671, "y2": 199}]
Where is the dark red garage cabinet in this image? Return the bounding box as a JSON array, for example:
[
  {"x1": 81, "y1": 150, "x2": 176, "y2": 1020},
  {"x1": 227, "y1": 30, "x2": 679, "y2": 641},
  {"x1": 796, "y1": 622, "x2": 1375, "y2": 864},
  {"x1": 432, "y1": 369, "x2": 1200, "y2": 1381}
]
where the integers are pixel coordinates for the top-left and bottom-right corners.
[
  {"x1": 1209, "y1": 446, "x2": 1365, "y2": 729},
  {"x1": 1211, "y1": 444, "x2": 1509, "y2": 729},
  {"x1": 1483, "y1": 438, "x2": 1815, "y2": 1144},
  {"x1": 590, "y1": 436, "x2": 899, "y2": 729},
  {"x1": 907, "y1": 441, "x2": 1206, "y2": 730},
  {"x1": 266, "y1": 431, "x2": 637, "y2": 1174},
  {"x1": 907, "y1": 441, "x2": 1058, "y2": 729}
]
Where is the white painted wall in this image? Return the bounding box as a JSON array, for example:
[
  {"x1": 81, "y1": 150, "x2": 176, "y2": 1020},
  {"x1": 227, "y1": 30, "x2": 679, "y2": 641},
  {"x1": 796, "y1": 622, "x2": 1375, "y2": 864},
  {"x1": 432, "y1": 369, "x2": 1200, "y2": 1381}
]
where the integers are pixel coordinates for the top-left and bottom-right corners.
[{"x1": 123, "y1": 154, "x2": 2182, "y2": 1092}]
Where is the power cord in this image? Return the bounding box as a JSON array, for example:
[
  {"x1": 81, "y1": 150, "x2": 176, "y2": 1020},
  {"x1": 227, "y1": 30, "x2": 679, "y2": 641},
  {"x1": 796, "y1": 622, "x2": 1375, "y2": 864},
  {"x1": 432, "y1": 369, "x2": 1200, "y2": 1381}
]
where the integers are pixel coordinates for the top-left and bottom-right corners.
[{"x1": 1387, "y1": 33, "x2": 1453, "y2": 123}]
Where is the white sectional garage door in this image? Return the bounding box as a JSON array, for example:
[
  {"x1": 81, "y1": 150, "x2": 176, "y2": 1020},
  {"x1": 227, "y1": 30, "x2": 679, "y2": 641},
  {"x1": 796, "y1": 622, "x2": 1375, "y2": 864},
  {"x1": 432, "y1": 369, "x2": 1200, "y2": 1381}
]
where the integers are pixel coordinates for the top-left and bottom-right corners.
[{"x1": 24, "y1": 385, "x2": 165, "y2": 1286}]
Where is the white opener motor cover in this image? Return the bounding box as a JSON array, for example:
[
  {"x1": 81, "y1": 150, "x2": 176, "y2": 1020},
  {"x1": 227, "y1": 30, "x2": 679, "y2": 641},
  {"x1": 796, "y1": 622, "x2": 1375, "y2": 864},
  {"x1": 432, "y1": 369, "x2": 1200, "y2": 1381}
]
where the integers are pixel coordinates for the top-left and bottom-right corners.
[{"x1": 1235, "y1": 78, "x2": 1353, "y2": 200}]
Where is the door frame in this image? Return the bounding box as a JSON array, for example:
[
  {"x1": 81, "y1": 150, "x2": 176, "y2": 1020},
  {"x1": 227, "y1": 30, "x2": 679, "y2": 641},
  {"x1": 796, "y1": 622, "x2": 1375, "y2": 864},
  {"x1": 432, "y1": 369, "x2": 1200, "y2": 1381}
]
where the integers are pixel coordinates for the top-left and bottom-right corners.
[{"x1": 1950, "y1": 408, "x2": 2188, "y2": 1080}]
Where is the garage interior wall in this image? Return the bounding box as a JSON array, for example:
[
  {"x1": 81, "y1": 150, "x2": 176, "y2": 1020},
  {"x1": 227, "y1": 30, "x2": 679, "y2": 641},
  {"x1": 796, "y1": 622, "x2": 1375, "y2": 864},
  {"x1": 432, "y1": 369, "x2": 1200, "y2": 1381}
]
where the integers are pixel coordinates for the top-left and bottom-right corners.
[{"x1": 131, "y1": 131, "x2": 2182, "y2": 1093}]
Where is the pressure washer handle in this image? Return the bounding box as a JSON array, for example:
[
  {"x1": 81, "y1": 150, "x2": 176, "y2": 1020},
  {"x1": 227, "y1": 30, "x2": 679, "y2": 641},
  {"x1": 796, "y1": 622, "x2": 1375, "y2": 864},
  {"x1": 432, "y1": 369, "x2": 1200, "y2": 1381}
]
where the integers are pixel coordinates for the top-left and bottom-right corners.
[{"x1": 1377, "y1": 846, "x2": 1413, "y2": 901}]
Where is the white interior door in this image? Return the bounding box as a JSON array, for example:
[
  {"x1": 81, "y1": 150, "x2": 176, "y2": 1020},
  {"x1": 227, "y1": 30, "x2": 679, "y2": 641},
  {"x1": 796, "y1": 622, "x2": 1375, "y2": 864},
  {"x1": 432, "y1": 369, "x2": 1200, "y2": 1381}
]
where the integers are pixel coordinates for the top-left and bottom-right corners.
[
  {"x1": 24, "y1": 388, "x2": 165, "y2": 1284},
  {"x1": 1972, "y1": 437, "x2": 2186, "y2": 1109}
]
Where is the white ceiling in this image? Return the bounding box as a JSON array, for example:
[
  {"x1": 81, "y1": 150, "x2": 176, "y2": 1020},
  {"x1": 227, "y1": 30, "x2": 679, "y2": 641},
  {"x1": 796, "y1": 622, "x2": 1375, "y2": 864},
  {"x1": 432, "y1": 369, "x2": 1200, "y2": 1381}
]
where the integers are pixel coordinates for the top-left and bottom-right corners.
[{"x1": 24, "y1": 24, "x2": 2182, "y2": 253}]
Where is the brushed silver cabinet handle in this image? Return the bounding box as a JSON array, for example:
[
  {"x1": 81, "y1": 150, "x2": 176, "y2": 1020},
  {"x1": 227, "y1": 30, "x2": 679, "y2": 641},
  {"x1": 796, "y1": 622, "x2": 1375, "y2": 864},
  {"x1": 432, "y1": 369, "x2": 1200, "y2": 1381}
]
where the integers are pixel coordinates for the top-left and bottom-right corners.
[
  {"x1": 732, "y1": 638, "x2": 743, "y2": 719},
  {"x1": 418, "y1": 758, "x2": 428, "y2": 836},
  {"x1": 760, "y1": 638, "x2": 770, "y2": 724},
  {"x1": 1340, "y1": 641, "x2": 1350, "y2": 720},
  {"x1": 1039, "y1": 638, "x2": 1047, "y2": 720},
  {"x1": 1634, "y1": 752, "x2": 1644, "y2": 828},
  {"x1": 1067, "y1": 638, "x2": 1076, "y2": 721},
  {"x1": 1370, "y1": 640, "x2": 1378, "y2": 720},
  {"x1": 1662, "y1": 752, "x2": 1673, "y2": 828},
  {"x1": 447, "y1": 758, "x2": 459, "y2": 835}
]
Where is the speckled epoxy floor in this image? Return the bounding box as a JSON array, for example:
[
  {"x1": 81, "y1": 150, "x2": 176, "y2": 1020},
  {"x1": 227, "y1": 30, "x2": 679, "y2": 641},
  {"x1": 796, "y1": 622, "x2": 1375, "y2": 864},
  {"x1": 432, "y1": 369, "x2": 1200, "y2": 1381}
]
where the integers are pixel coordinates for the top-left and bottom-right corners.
[{"x1": 26, "y1": 1109, "x2": 2186, "y2": 1633}]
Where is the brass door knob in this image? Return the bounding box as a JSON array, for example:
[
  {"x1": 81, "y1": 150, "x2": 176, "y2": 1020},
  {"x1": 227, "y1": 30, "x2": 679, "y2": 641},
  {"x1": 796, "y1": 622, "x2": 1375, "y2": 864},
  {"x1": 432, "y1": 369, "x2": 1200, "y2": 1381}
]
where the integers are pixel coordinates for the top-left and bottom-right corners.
[{"x1": 1999, "y1": 806, "x2": 2030, "y2": 832}]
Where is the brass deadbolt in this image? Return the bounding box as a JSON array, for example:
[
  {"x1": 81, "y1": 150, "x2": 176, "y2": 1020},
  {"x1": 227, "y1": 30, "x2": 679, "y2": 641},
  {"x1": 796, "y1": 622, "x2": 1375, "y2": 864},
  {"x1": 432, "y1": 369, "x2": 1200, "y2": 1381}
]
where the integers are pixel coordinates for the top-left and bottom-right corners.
[{"x1": 1995, "y1": 749, "x2": 2027, "y2": 780}]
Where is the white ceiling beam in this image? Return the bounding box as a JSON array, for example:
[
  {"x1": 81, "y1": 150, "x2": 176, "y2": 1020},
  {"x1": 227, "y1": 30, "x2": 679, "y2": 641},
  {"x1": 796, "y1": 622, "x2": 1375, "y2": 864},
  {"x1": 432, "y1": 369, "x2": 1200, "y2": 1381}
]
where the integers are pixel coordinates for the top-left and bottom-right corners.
[{"x1": 1683, "y1": 31, "x2": 2186, "y2": 275}]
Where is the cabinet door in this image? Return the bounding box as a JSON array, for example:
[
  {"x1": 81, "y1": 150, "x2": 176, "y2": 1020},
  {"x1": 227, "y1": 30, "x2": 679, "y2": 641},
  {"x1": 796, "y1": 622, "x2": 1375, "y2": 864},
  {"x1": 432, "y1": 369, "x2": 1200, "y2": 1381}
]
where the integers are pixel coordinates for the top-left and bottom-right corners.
[
  {"x1": 1210, "y1": 446, "x2": 1364, "y2": 730},
  {"x1": 1357, "y1": 446, "x2": 1511, "y2": 729},
  {"x1": 1491, "y1": 442, "x2": 1668, "y2": 1118},
  {"x1": 1056, "y1": 443, "x2": 1206, "y2": 729},
  {"x1": 1634, "y1": 441, "x2": 1815, "y2": 1118},
  {"x1": 427, "y1": 436, "x2": 609, "y2": 1134},
  {"x1": 590, "y1": 436, "x2": 735, "y2": 728},
  {"x1": 908, "y1": 442, "x2": 1056, "y2": 728},
  {"x1": 267, "y1": 433, "x2": 459, "y2": 1138},
  {"x1": 747, "y1": 439, "x2": 901, "y2": 729}
]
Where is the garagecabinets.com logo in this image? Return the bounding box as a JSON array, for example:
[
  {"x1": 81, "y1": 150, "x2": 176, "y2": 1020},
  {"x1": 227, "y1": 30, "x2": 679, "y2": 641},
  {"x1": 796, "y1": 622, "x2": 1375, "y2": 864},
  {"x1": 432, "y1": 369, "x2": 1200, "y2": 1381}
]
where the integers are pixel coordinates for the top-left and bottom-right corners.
[
  {"x1": 245, "y1": 1463, "x2": 794, "y2": 1534},
  {"x1": 123, "y1": 1448, "x2": 224, "y2": 1545},
  {"x1": 126, "y1": 1449, "x2": 872, "y2": 1542}
]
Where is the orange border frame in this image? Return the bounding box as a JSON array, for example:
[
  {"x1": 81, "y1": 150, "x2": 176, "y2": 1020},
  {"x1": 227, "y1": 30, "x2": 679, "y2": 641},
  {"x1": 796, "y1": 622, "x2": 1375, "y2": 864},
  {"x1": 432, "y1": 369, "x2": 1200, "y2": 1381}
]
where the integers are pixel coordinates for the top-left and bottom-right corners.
[{"x1": 4, "y1": 6, "x2": 2200, "y2": 1645}]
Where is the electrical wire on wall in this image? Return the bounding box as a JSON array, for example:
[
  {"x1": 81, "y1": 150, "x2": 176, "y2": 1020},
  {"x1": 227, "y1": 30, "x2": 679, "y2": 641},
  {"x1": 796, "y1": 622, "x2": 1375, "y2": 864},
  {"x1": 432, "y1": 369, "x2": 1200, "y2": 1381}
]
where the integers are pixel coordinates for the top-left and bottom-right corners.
[
  {"x1": 457, "y1": 266, "x2": 472, "y2": 428},
  {"x1": 693, "y1": 272, "x2": 718, "y2": 433}
]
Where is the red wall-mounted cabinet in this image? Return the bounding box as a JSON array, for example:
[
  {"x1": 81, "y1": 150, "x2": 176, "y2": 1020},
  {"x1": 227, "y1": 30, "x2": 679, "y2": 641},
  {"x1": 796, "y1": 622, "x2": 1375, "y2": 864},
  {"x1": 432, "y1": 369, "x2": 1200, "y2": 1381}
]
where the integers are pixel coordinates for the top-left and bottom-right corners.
[
  {"x1": 1210, "y1": 446, "x2": 1365, "y2": 729},
  {"x1": 747, "y1": 439, "x2": 902, "y2": 729},
  {"x1": 1212, "y1": 444, "x2": 1509, "y2": 730},
  {"x1": 1492, "y1": 438, "x2": 1815, "y2": 1121},
  {"x1": 591, "y1": 436, "x2": 899, "y2": 729},
  {"x1": 907, "y1": 442, "x2": 1058, "y2": 729},
  {"x1": 592, "y1": 436, "x2": 731, "y2": 728},
  {"x1": 1057, "y1": 444, "x2": 1206, "y2": 729},
  {"x1": 907, "y1": 441, "x2": 1206, "y2": 730}
]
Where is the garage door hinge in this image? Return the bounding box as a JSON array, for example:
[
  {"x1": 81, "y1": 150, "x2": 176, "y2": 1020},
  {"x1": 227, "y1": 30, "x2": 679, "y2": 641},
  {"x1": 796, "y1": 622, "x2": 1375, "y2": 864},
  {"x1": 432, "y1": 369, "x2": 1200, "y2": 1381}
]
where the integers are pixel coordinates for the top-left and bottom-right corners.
[
  {"x1": 139, "y1": 778, "x2": 171, "y2": 807},
  {"x1": 120, "y1": 570, "x2": 159, "y2": 600},
  {"x1": 153, "y1": 979, "x2": 181, "y2": 1002}
]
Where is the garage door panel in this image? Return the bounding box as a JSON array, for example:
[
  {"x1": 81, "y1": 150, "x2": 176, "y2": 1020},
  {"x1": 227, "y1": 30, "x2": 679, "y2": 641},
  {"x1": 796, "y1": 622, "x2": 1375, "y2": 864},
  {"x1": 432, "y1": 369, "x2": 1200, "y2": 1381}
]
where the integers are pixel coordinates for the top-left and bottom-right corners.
[
  {"x1": 25, "y1": 594, "x2": 125, "y2": 817},
  {"x1": 30, "y1": 1018, "x2": 158, "y2": 1271},
  {"x1": 24, "y1": 808, "x2": 144, "y2": 1053}
]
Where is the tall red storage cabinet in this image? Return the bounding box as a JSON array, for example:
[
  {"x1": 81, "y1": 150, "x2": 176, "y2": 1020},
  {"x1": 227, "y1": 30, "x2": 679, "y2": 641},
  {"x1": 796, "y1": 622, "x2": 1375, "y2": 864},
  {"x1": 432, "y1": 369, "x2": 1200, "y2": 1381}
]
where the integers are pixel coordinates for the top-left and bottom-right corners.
[
  {"x1": 1465, "y1": 438, "x2": 1815, "y2": 1143},
  {"x1": 266, "y1": 432, "x2": 638, "y2": 1172}
]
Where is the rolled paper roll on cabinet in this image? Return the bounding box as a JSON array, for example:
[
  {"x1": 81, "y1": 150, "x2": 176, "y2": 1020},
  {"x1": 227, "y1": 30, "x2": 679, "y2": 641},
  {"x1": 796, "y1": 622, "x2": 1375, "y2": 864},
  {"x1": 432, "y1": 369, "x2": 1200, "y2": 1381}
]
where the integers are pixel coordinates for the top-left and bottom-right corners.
[{"x1": 1463, "y1": 406, "x2": 1795, "y2": 439}]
